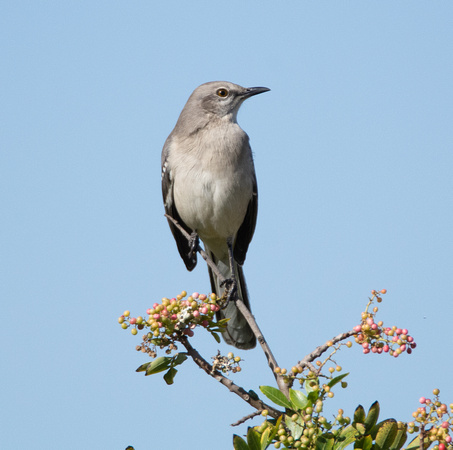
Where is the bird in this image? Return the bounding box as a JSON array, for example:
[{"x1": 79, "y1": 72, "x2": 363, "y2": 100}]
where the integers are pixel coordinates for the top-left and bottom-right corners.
[{"x1": 161, "y1": 81, "x2": 269, "y2": 349}]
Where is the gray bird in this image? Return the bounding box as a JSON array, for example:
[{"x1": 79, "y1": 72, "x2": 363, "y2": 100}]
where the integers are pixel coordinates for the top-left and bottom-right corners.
[{"x1": 161, "y1": 81, "x2": 269, "y2": 349}]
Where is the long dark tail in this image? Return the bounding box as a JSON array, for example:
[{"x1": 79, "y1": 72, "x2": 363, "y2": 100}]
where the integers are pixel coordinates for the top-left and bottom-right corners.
[{"x1": 207, "y1": 251, "x2": 256, "y2": 349}]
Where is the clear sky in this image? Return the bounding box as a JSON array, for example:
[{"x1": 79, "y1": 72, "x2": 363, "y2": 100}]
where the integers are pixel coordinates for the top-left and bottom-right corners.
[{"x1": 2, "y1": 2, "x2": 452, "y2": 449}]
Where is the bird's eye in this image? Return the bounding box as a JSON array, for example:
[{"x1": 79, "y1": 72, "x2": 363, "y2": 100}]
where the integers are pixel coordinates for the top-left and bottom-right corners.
[{"x1": 216, "y1": 88, "x2": 229, "y2": 98}]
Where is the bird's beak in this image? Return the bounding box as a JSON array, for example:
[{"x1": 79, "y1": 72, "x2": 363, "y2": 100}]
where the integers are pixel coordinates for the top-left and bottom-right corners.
[{"x1": 242, "y1": 86, "x2": 271, "y2": 99}]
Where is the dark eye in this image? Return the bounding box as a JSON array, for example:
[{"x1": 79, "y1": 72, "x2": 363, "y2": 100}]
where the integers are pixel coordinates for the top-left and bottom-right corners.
[{"x1": 216, "y1": 88, "x2": 229, "y2": 98}]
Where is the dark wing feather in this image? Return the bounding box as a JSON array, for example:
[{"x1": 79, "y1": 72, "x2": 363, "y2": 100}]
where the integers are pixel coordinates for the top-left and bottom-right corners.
[
  {"x1": 233, "y1": 173, "x2": 258, "y2": 265},
  {"x1": 161, "y1": 141, "x2": 197, "y2": 271}
]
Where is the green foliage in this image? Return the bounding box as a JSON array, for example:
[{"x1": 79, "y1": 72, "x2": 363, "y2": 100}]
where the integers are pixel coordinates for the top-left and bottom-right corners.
[{"x1": 136, "y1": 352, "x2": 187, "y2": 385}]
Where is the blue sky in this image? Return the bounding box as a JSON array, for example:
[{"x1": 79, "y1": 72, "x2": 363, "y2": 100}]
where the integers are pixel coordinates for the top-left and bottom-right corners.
[{"x1": 2, "y1": 2, "x2": 452, "y2": 449}]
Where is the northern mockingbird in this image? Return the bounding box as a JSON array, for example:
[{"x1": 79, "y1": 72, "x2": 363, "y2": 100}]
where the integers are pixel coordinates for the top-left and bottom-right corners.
[{"x1": 161, "y1": 81, "x2": 270, "y2": 349}]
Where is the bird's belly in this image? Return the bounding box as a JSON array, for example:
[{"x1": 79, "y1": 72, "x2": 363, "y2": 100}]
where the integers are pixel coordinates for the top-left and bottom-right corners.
[{"x1": 173, "y1": 170, "x2": 252, "y2": 242}]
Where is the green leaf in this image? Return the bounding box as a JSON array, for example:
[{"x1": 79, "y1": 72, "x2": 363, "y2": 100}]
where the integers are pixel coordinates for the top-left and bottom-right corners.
[
  {"x1": 354, "y1": 434, "x2": 372, "y2": 450},
  {"x1": 172, "y1": 352, "x2": 188, "y2": 366},
  {"x1": 404, "y1": 433, "x2": 430, "y2": 450},
  {"x1": 145, "y1": 356, "x2": 172, "y2": 375},
  {"x1": 305, "y1": 377, "x2": 320, "y2": 395},
  {"x1": 289, "y1": 389, "x2": 309, "y2": 411},
  {"x1": 210, "y1": 331, "x2": 221, "y2": 343},
  {"x1": 353, "y1": 423, "x2": 366, "y2": 435},
  {"x1": 388, "y1": 423, "x2": 407, "y2": 450},
  {"x1": 260, "y1": 428, "x2": 271, "y2": 450},
  {"x1": 246, "y1": 428, "x2": 261, "y2": 450},
  {"x1": 163, "y1": 367, "x2": 177, "y2": 385},
  {"x1": 259, "y1": 386, "x2": 292, "y2": 409},
  {"x1": 364, "y1": 401, "x2": 380, "y2": 433},
  {"x1": 374, "y1": 420, "x2": 397, "y2": 450},
  {"x1": 216, "y1": 318, "x2": 230, "y2": 326},
  {"x1": 285, "y1": 416, "x2": 304, "y2": 440},
  {"x1": 353, "y1": 405, "x2": 366, "y2": 424},
  {"x1": 335, "y1": 425, "x2": 360, "y2": 450},
  {"x1": 233, "y1": 434, "x2": 250, "y2": 450},
  {"x1": 136, "y1": 362, "x2": 150, "y2": 373},
  {"x1": 328, "y1": 373, "x2": 349, "y2": 389},
  {"x1": 315, "y1": 433, "x2": 335, "y2": 450},
  {"x1": 267, "y1": 415, "x2": 283, "y2": 443}
]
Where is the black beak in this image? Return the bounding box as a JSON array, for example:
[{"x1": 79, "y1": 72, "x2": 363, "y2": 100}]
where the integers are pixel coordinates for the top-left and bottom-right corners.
[{"x1": 242, "y1": 86, "x2": 271, "y2": 99}]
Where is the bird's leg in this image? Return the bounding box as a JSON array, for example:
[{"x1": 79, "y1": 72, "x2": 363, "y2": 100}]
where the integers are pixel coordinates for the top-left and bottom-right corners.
[
  {"x1": 187, "y1": 231, "x2": 199, "y2": 260},
  {"x1": 220, "y1": 237, "x2": 238, "y2": 302}
]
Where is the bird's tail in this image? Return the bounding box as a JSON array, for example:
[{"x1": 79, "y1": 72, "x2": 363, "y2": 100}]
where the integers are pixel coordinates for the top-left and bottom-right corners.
[{"x1": 207, "y1": 251, "x2": 256, "y2": 350}]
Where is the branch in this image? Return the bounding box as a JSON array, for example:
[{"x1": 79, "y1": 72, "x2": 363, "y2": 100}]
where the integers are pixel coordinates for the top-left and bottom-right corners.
[
  {"x1": 235, "y1": 298, "x2": 289, "y2": 396},
  {"x1": 165, "y1": 213, "x2": 289, "y2": 396},
  {"x1": 231, "y1": 410, "x2": 263, "y2": 427},
  {"x1": 180, "y1": 336, "x2": 282, "y2": 420}
]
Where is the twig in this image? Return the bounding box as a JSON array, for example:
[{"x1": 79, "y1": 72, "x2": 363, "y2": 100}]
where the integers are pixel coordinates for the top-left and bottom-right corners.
[
  {"x1": 180, "y1": 336, "x2": 282, "y2": 420},
  {"x1": 231, "y1": 410, "x2": 263, "y2": 427},
  {"x1": 165, "y1": 213, "x2": 289, "y2": 396},
  {"x1": 235, "y1": 298, "x2": 289, "y2": 397},
  {"x1": 298, "y1": 330, "x2": 356, "y2": 372}
]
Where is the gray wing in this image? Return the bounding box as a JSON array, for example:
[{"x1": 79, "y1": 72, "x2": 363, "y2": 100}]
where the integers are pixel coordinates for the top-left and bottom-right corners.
[
  {"x1": 161, "y1": 140, "x2": 197, "y2": 271},
  {"x1": 233, "y1": 172, "x2": 258, "y2": 266}
]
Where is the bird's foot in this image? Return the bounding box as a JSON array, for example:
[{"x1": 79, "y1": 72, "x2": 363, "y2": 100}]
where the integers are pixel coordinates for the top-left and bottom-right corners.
[
  {"x1": 187, "y1": 231, "x2": 199, "y2": 260},
  {"x1": 220, "y1": 276, "x2": 238, "y2": 305}
]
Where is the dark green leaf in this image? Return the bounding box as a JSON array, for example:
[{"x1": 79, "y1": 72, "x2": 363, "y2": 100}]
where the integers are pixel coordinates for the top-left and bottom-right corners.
[
  {"x1": 246, "y1": 428, "x2": 261, "y2": 450},
  {"x1": 336, "y1": 425, "x2": 360, "y2": 450},
  {"x1": 233, "y1": 434, "x2": 250, "y2": 450},
  {"x1": 163, "y1": 367, "x2": 177, "y2": 385},
  {"x1": 259, "y1": 386, "x2": 292, "y2": 409},
  {"x1": 136, "y1": 362, "x2": 150, "y2": 373},
  {"x1": 315, "y1": 433, "x2": 335, "y2": 450},
  {"x1": 210, "y1": 331, "x2": 221, "y2": 343},
  {"x1": 388, "y1": 423, "x2": 407, "y2": 450},
  {"x1": 328, "y1": 373, "x2": 349, "y2": 389},
  {"x1": 289, "y1": 389, "x2": 309, "y2": 411},
  {"x1": 145, "y1": 356, "x2": 171, "y2": 375},
  {"x1": 353, "y1": 405, "x2": 366, "y2": 424},
  {"x1": 374, "y1": 420, "x2": 397, "y2": 450},
  {"x1": 364, "y1": 401, "x2": 380, "y2": 433},
  {"x1": 354, "y1": 434, "x2": 372, "y2": 450},
  {"x1": 172, "y1": 352, "x2": 188, "y2": 366}
]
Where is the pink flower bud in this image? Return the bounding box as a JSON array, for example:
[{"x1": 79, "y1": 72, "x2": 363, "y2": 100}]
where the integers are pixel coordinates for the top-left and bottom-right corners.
[
  {"x1": 153, "y1": 303, "x2": 159, "y2": 309},
  {"x1": 419, "y1": 397, "x2": 426, "y2": 404},
  {"x1": 396, "y1": 328, "x2": 402, "y2": 335},
  {"x1": 363, "y1": 348, "x2": 370, "y2": 354},
  {"x1": 201, "y1": 307, "x2": 208, "y2": 314},
  {"x1": 383, "y1": 345, "x2": 389, "y2": 352},
  {"x1": 171, "y1": 314, "x2": 177, "y2": 320},
  {"x1": 153, "y1": 314, "x2": 160, "y2": 320},
  {"x1": 129, "y1": 317, "x2": 137, "y2": 324},
  {"x1": 192, "y1": 292, "x2": 199, "y2": 299},
  {"x1": 362, "y1": 343, "x2": 369, "y2": 349},
  {"x1": 353, "y1": 325, "x2": 362, "y2": 332},
  {"x1": 146, "y1": 308, "x2": 152, "y2": 315},
  {"x1": 193, "y1": 310, "x2": 200, "y2": 317}
]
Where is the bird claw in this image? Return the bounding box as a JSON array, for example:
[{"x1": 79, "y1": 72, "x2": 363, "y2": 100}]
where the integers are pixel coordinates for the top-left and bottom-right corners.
[
  {"x1": 220, "y1": 277, "x2": 238, "y2": 305},
  {"x1": 187, "y1": 231, "x2": 199, "y2": 260}
]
